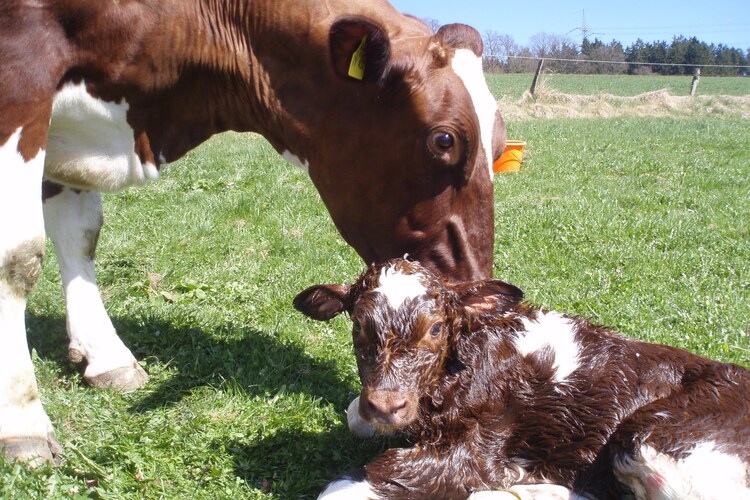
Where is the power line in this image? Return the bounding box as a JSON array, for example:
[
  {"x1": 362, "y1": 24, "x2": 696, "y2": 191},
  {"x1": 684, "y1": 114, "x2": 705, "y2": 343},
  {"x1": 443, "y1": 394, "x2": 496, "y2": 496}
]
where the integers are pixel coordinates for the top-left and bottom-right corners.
[
  {"x1": 495, "y1": 54, "x2": 750, "y2": 69},
  {"x1": 598, "y1": 22, "x2": 750, "y2": 31}
]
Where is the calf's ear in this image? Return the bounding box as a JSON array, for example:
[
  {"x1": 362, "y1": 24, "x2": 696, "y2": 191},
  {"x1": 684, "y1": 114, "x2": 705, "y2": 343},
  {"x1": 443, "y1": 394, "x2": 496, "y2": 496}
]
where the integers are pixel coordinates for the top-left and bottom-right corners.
[
  {"x1": 293, "y1": 284, "x2": 351, "y2": 321},
  {"x1": 329, "y1": 17, "x2": 390, "y2": 82},
  {"x1": 455, "y1": 279, "x2": 524, "y2": 314}
]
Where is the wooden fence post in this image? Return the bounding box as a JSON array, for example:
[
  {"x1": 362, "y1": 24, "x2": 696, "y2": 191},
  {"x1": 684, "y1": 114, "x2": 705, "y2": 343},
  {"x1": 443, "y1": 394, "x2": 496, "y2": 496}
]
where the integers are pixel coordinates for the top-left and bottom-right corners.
[
  {"x1": 690, "y1": 68, "x2": 701, "y2": 96},
  {"x1": 530, "y1": 58, "x2": 545, "y2": 96}
]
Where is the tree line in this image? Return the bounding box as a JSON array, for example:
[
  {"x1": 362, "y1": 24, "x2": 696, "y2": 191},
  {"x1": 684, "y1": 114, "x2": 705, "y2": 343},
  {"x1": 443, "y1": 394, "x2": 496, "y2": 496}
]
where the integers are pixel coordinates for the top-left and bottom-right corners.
[{"x1": 482, "y1": 32, "x2": 749, "y2": 76}]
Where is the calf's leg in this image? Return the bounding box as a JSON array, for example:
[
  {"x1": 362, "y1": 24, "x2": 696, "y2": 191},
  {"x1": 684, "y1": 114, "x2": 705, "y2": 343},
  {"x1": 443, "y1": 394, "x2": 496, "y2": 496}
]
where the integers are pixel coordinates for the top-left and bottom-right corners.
[
  {"x1": 606, "y1": 382, "x2": 750, "y2": 499},
  {"x1": 319, "y1": 444, "x2": 582, "y2": 499},
  {"x1": 43, "y1": 184, "x2": 148, "y2": 392},
  {"x1": 0, "y1": 127, "x2": 60, "y2": 465}
]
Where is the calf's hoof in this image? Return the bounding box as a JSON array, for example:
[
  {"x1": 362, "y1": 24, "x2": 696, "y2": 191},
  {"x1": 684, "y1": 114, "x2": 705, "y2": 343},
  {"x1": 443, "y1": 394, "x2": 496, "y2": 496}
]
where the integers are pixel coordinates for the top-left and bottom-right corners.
[
  {"x1": 1, "y1": 433, "x2": 62, "y2": 467},
  {"x1": 85, "y1": 363, "x2": 149, "y2": 393}
]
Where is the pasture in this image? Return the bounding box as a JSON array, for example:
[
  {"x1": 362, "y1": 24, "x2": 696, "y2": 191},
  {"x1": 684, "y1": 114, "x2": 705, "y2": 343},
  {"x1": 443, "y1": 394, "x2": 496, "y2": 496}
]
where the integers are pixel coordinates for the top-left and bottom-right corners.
[
  {"x1": 486, "y1": 72, "x2": 750, "y2": 100},
  {"x1": 4, "y1": 76, "x2": 750, "y2": 497}
]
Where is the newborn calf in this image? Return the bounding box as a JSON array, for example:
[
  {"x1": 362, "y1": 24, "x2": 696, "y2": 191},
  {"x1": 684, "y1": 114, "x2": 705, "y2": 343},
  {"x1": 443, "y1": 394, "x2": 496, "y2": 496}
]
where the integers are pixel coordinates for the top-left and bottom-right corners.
[{"x1": 294, "y1": 259, "x2": 750, "y2": 499}]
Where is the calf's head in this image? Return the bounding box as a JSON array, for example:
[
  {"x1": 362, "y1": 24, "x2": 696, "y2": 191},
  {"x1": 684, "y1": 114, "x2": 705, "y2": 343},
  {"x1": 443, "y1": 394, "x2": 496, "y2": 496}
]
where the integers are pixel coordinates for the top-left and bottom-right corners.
[{"x1": 294, "y1": 259, "x2": 523, "y2": 433}]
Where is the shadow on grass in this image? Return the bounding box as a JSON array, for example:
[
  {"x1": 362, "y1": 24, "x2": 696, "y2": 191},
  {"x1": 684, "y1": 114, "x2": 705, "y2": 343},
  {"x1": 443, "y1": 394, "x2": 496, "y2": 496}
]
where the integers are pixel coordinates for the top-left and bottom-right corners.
[
  {"x1": 25, "y1": 310, "x2": 389, "y2": 496},
  {"x1": 222, "y1": 426, "x2": 402, "y2": 498},
  {"x1": 26, "y1": 310, "x2": 355, "y2": 413}
]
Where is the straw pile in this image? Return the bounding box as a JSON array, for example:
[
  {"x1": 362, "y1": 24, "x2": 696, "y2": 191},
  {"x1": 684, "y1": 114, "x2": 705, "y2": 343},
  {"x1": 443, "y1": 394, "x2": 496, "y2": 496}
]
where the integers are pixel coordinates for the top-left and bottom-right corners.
[{"x1": 498, "y1": 83, "x2": 750, "y2": 121}]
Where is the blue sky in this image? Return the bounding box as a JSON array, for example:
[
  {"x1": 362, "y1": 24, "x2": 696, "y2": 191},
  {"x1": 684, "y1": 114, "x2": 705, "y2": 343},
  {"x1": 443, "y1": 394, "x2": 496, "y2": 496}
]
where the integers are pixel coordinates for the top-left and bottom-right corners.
[{"x1": 389, "y1": 0, "x2": 750, "y2": 51}]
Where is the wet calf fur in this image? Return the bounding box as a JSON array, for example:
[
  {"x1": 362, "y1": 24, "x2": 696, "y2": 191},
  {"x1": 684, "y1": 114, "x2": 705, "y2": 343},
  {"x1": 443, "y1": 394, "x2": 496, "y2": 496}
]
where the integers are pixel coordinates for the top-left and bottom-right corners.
[{"x1": 294, "y1": 258, "x2": 750, "y2": 499}]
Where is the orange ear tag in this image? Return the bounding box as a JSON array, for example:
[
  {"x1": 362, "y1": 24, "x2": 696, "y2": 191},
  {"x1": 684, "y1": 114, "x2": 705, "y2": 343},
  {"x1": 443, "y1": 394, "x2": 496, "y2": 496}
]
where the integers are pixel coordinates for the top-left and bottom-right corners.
[
  {"x1": 493, "y1": 140, "x2": 526, "y2": 173},
  {"x1": 348, "y1": 36, "x2": 367, "y2": 80}
]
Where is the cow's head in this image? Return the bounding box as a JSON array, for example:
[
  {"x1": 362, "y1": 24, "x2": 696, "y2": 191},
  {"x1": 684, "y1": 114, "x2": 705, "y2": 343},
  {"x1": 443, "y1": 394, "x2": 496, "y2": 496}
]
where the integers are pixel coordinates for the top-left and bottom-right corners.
[
  {"x1": 274, "y1": 13, "x2": 504, "y2": 282},
  {"x1": 293, "y1": 258, "x2": 524, "y2": 433}
]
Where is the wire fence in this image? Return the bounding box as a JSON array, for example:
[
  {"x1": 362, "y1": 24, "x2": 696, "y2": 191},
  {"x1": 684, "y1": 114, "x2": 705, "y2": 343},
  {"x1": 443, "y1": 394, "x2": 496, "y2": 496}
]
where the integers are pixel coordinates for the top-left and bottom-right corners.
[
  {"x1": 484, "y1": 55, "x2": 750, "y2": 78},
  {"x1": 502, "y1": 55, "x2": 750, "y2": 70}
]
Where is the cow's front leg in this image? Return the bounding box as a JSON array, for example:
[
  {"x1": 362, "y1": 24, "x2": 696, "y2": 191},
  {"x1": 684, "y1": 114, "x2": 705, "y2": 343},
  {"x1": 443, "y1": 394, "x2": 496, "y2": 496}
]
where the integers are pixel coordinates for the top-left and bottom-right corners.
[
  {"x1": 1, "y1": 128, "x2": 61, "y2": 465},
  {"x1": 43, "y1": 183, "x2": 148, "y2": 392}
]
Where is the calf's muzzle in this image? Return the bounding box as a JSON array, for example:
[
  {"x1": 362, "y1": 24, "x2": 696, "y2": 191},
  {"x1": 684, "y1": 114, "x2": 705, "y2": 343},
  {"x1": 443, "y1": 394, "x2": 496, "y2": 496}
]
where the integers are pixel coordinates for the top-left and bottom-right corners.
[{"x1": 359, "y1": 388, "x2": 418, "y2": 430}]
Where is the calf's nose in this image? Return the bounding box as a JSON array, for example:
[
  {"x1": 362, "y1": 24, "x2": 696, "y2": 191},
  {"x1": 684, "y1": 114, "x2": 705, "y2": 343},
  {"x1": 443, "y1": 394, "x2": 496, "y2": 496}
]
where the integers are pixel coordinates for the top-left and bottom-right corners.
[{"x1": 361, "y1": 389, "x2": 411, "y2": 424}]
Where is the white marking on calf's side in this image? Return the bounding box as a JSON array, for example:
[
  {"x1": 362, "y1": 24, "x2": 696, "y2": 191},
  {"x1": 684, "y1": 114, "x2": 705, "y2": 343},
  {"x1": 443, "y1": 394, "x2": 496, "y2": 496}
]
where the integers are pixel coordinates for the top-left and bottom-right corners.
[
  {"x1": 374, "y1": 265, "x2": 427, "y2": 310},
  {"x1": 515, "y1": 311, "x2": 581, "y2": 383},
  {"x1": 318, "y1": 476, "x2": 380, "y2": 499},
  {"x1": 451, "y1": 49, "x2": 498, "y2": 179},
  {"x1": 45, "y1": 82, "x2": 159, "y2": 192},
  {"x1": 615, "y1": 442, "x2": 750, "y2": 499}
]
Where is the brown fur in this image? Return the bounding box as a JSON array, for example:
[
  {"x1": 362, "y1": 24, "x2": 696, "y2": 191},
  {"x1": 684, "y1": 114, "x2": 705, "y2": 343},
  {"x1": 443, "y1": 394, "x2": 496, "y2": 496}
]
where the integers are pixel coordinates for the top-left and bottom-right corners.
[{"x1": 1, "y1": 238, "x2": 45, "y2": 298}]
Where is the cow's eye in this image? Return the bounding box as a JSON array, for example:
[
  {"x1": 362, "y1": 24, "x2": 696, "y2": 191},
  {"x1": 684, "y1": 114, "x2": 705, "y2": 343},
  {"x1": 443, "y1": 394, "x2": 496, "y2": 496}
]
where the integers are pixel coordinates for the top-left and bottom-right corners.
[
  {"x1": 434, "y1": 133, "x2": 454, "y2": 151},
  {"x1": 427, "y1": 127, "x2": 464, "y2": 167},
  {"x1": 430, "y1": 322, "x2": 442, "y2": 336},
  {"x1": 352, "y1": 319, "x2": 362, "y2": 335}
]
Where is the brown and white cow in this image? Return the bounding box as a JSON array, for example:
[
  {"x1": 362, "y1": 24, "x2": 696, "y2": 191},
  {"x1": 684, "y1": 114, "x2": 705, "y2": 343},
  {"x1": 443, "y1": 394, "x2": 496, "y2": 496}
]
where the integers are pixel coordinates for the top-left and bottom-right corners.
[
  {"x1": 294, "y1": 259, "x2": 750, "y2": 499},
  {"x1": 0, "y1": 1, "x2": 505, "y2": 464}
]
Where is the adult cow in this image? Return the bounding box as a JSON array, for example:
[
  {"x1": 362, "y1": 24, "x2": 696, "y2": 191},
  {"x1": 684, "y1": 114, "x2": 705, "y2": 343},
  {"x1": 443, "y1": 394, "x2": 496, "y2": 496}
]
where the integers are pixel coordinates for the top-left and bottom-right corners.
[{"x1": 0, "y1": 0, "x2": 505, "y2": 465}]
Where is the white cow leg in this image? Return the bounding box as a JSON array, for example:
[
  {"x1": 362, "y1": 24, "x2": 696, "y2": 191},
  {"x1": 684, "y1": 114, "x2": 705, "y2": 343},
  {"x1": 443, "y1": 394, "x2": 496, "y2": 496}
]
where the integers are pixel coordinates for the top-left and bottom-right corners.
[
  {"x1": 0, "y1": 129, "x2": 60, "y2": 465},
  {"x1": 43, "y1": 185, "x2": 148, "y2": 392}
]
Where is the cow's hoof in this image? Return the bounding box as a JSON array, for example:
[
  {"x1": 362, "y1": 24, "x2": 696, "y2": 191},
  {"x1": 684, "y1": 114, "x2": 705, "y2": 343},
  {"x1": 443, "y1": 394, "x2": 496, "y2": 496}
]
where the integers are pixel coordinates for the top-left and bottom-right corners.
[
  {"x1": 85, "y1": 363, "x2": 149, "y2": 392},
  {"x1": 1, "y1": 433, "x2": 61, "y2": 467}
]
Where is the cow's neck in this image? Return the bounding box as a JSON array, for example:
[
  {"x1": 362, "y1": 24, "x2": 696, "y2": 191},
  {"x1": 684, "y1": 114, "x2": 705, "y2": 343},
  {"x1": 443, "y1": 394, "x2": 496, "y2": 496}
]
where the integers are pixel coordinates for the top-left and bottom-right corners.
[{"x1": 133, "y1": 0, "x2": 335, "y2": 163}]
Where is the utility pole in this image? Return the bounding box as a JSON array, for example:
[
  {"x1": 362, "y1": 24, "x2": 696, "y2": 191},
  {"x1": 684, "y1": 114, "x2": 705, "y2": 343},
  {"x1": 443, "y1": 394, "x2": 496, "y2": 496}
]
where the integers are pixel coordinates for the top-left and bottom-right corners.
[{"x1": 581, "y1": 10, "x2": 590, "y2": 47}]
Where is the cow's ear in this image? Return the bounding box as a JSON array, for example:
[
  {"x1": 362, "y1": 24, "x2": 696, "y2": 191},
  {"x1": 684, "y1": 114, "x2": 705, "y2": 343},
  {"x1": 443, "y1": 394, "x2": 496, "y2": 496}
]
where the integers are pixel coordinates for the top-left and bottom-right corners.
[
  {"x1": 454, "y1": 279, "x2": 524, "y2": 314},
  {"x1": 430, "y1": 24, "x2": 484, "y2": 67},
  {"x1": 293, "y1": 284, "x2": 351, "y2": 321},
  {"x1": 329, "y1": 17, "x2": 390, "y2": 82}
]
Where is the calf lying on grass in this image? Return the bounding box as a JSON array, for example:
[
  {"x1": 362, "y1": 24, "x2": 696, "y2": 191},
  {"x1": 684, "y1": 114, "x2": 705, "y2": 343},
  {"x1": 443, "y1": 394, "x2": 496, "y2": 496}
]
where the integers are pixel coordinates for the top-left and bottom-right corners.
[{"x1": 294, "y1": 258, "x2": 750, "y2": 499}]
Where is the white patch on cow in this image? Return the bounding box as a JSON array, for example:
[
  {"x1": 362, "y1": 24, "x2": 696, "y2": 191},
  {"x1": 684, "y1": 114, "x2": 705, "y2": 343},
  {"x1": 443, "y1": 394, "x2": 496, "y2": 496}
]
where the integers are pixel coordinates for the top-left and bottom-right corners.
[
  {"x1": 347, "y1": 396, "x2": 377, "y2": 438},
  {"x1": 374, "y1": 265, "x2": 427, "y2": 310},
  {"x1": 615, "y1": 442, "x2": 750, "y2": 499},
  {"x1": 319, "y1": 476, "x2": 380, "y2": 499},
  {"x1": 515, "y1": 311, "x2": 580, "y2": 383},
  {"x1": 451, "y1": 49, "x2": 498, "y2": 179},
  {"x1": 281, "y1": 150, "x2": 310, "y2": 173},
  {"x1": 0, "y1": 128, "x2": 53, "y2": 443},
  {"x1": 0, "y1": 129, "x2": 46, "y2": 249},
  {"x1": 469, "y1": 485, "x2": 584, "y2": 499},
  {"x1": 44, "y1": 81, "x2": 159, "y2": 192},
  {"x1": 43, "y1": 188, "x2": 141, "y2": 379}
]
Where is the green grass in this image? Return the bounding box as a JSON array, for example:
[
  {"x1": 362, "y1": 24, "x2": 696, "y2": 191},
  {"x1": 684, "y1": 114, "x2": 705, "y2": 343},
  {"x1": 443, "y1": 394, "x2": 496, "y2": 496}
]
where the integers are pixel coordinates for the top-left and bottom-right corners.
[
  {"x1": 5, "y1": 113, "x2": 750, "y2": 497},
  {"x1": 487, "y1": 72, "x2": 750, "y2": 100}
]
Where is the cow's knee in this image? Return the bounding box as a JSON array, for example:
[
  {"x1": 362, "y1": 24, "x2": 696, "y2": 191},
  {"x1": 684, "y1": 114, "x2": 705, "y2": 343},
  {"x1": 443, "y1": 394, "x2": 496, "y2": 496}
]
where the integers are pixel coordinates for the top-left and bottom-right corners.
[{"x1": 1, "y1": 237, "x2": 45, "y2": 298}]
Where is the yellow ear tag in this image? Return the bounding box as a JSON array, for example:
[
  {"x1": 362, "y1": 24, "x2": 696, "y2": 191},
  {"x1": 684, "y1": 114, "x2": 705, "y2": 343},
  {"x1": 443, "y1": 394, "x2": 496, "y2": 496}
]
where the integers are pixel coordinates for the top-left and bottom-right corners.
[{"x1": 348, "y1": 35, "x2": 367, "y2": 80}]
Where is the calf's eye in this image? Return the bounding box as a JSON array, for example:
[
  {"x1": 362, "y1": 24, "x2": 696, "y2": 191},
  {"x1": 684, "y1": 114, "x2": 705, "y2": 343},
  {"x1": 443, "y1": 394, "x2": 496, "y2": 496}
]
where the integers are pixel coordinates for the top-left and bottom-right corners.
[
  {"x1": 430, "y1": 322, "x2": 442, "y2": 336},
  {"x1": 352, "y1": 319, "x2": 362, "y2": 335}
]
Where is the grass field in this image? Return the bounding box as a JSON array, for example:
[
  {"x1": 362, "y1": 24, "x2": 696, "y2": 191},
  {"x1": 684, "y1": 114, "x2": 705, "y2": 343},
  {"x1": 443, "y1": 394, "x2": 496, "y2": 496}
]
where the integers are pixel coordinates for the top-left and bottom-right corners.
[
  {"x1": 486, "y1": 72, "x2": 750, "y2": 100},
  {"x1": 3, "y1": 81, "x2": 750, "y2": 497}
]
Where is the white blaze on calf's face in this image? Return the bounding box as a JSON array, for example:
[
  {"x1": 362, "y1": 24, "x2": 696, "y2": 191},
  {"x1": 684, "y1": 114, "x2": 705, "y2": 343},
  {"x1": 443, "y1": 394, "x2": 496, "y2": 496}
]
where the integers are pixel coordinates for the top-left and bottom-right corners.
[{"x1": 374, "y1": 265, "x2": 428, "y2": 310}]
